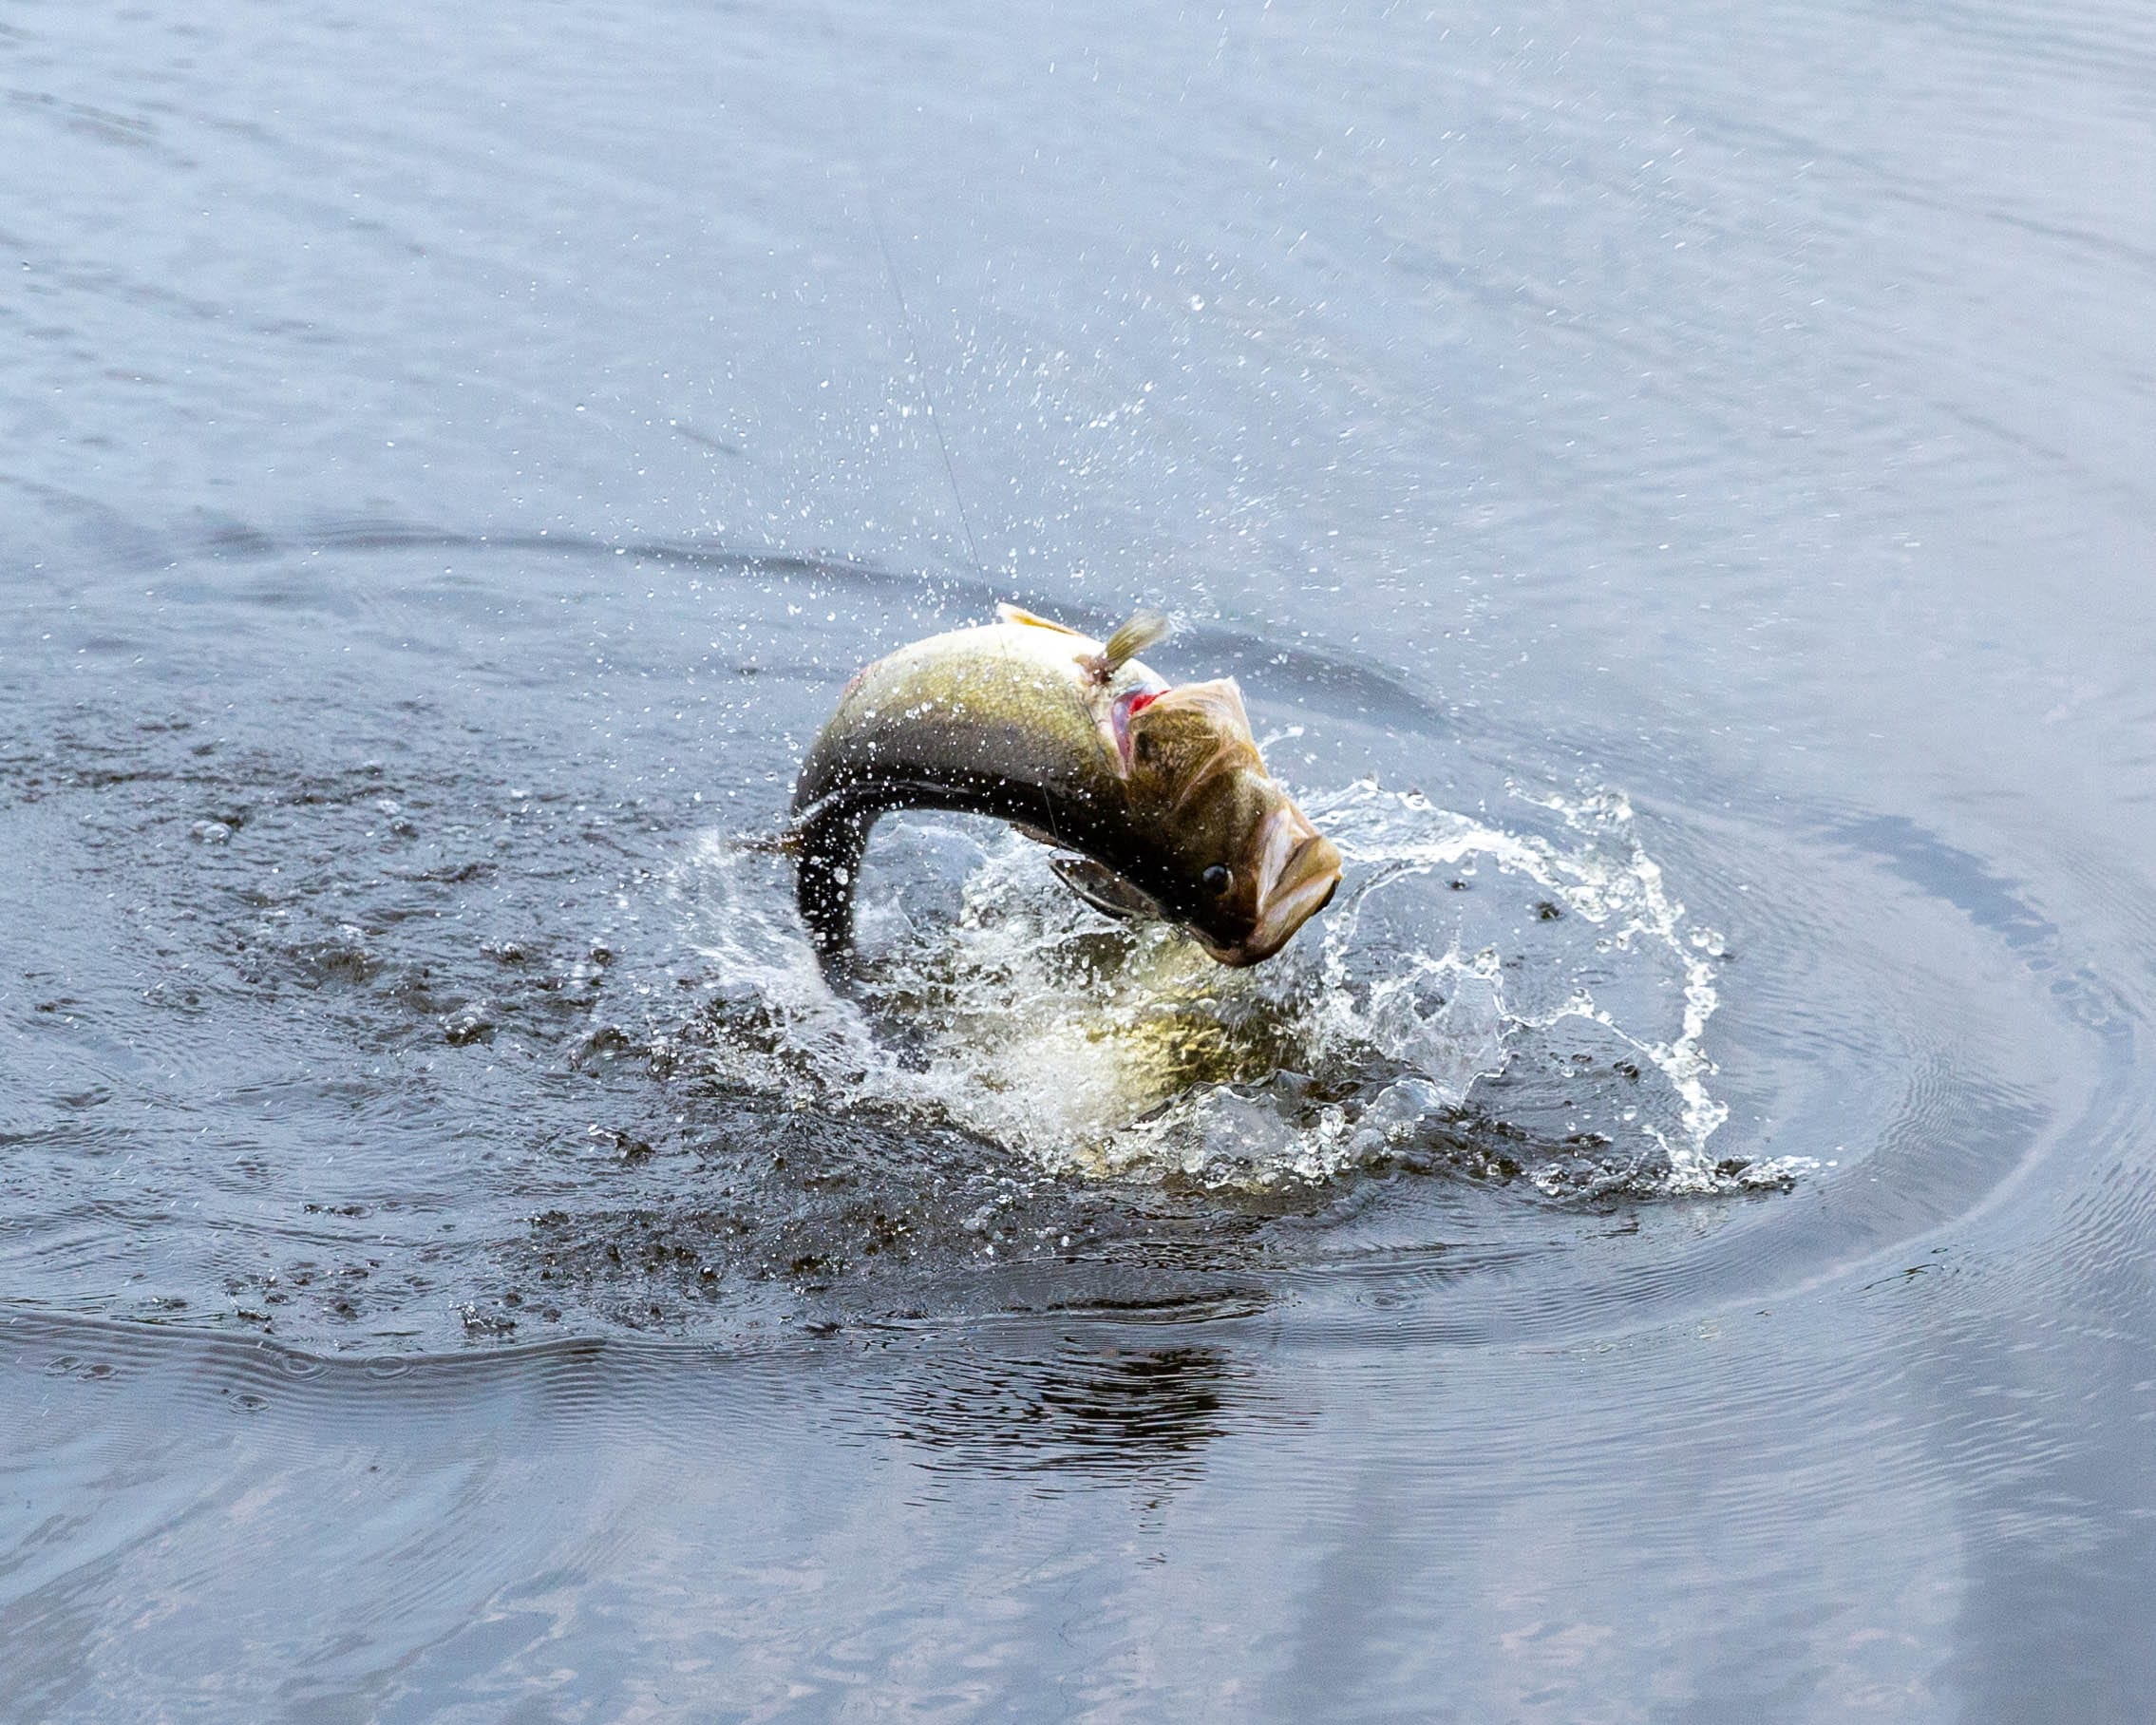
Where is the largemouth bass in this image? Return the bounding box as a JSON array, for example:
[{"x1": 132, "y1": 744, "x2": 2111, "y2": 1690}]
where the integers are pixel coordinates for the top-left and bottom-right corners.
[{"x1": 790, "y1": 604, "x2": 1342, "y2": 966}]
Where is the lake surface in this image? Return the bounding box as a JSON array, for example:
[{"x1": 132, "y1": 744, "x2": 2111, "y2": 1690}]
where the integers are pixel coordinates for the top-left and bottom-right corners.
[{"x1": 5, "y1": 0, "x2": 2154, "y2": 1717}]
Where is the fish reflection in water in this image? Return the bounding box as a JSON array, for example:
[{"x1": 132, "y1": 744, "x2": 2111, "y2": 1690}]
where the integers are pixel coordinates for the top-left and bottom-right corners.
[
  {"x1": 876, "y1": 1336, "x2": 1278, "y2": 1487},
  {"x1": 0, "y1": 0, "x2": 2150, "y2": 1700}
]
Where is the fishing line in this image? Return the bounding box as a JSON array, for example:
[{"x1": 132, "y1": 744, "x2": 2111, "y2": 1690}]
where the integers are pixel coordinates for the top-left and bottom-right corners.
[{"x1": 822, "y1": 6, "x2": 987, "y2": 577}]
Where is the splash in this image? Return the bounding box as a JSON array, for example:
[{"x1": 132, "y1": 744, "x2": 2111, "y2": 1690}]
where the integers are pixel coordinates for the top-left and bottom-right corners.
[{"x1": 667, "y1": 785, "x2": 1806, "y2": 1197}]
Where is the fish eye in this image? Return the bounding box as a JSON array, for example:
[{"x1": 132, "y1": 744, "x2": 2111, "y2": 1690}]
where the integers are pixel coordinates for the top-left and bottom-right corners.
[{"x1": 1202, "y1": 864, "x2": 1234, "y2": 897}]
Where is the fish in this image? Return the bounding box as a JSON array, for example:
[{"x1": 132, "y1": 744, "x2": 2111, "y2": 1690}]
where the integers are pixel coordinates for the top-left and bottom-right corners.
[{"x1": 788, "y1": 603, "x2": 1343, "y2": 966}]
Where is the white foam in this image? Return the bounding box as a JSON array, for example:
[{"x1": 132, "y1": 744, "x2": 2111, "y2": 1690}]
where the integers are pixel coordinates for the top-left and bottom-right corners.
[{"x1": 668, "y1": 782, "x2": 1796, "y2": 1197}]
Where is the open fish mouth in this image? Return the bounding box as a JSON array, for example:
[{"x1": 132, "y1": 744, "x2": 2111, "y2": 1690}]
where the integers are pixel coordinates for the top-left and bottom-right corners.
[{"x1": 1199, "y1": 811, "x2": 1344, "y2": 966}]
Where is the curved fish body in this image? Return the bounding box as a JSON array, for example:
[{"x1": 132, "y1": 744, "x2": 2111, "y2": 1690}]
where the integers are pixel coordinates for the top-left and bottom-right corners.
[{"x1": 790, "y1": 606, "x2": 1341, "y2": 967}]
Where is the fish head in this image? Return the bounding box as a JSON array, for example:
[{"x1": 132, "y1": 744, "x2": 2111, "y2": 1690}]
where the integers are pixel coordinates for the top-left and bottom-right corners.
[{"x1": 1117, "y1": 678, "x2": 1343, "y2": 966}]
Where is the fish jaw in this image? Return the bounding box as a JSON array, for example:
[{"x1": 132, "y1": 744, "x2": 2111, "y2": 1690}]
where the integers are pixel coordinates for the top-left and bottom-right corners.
[{"x1": 1197, "y1": 802, "x2": 1344, "y2": 966}]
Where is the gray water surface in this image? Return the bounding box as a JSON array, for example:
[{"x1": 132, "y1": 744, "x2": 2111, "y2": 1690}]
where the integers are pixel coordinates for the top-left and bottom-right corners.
[{"x1": 5, "y1": 0, "x2": 2155, "y2": 1718}]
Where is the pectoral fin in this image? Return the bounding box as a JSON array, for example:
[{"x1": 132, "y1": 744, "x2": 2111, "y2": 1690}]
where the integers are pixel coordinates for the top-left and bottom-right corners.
[
  {"x1": 1077, "y1": 607, "x2": 1173, "y2": 685},
  {"x1": 1051, "y1": 855, "x2": 1166, "y2": 923},
  {"x1": 1099, "y1": 608, "x2": 1172, "y2": 671}
]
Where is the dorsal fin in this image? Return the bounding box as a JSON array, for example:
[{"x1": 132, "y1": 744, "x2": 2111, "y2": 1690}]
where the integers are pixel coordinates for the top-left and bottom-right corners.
[
  {"x1": 995, "y1": 602, "x2": 1083, "y2": 636},
  {"x1": 1078, "y1": 607, "x2": 1172, "y2": 684}
]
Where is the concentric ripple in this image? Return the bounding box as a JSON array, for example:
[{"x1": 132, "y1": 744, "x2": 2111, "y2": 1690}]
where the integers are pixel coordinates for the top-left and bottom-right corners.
[{"x1": 0, "y1": 532, "x2": 2120, "y2": 1357}]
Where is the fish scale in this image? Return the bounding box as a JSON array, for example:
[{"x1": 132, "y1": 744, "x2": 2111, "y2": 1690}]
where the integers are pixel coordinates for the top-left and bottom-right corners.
[{"x1": 789, "y1": 608, "x2": 1342, "y2": 967}]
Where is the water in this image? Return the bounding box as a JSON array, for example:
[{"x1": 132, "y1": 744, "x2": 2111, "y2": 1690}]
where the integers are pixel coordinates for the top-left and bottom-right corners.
[{"x1": 4, "y1": 0, "x2": 2154, "y2": 1716}]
